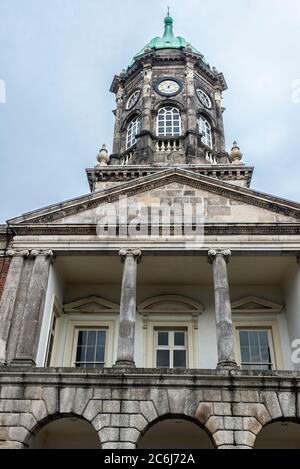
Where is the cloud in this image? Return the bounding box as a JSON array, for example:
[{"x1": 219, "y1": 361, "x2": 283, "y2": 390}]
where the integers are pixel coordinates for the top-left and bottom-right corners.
[{"x1": 0, "y1": 0, "x2": 300, "y2": 222}]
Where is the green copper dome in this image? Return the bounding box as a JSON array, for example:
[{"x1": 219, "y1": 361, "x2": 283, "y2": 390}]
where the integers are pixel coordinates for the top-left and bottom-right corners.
[{"x1": 129, "y1": 15, "x2": 207, "y2": 68}]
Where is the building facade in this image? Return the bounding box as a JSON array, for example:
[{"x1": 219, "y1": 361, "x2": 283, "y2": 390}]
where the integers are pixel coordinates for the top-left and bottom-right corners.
[{"x1": 1, "y1": 15, "x2": 300, "y2": 449}]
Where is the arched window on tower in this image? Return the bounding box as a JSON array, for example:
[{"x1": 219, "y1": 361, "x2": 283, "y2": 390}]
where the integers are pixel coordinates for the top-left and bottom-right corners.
[
  {"x1": 126, "y1": 116, "x2": 141, "y2": 149},
  {"x1": 157, "y1": 107, "x2": 181, "y2": 137},
  {"x1": 198, "y1": 115, "x2": 213, "y2": 149}
]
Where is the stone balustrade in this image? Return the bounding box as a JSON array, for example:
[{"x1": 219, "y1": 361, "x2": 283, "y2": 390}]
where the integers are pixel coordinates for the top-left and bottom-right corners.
[{"x1": 155, "y1": 138, "x2": 183, "y2": 152}]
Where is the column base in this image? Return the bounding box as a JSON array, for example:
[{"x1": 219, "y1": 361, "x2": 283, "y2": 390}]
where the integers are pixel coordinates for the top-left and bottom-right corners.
[
  {"x1": 217, "y1": 360, "x2": 239, "y2": 369},
  {"x1": 113, "y1": 360, "x2": 136, "y2": 369}
]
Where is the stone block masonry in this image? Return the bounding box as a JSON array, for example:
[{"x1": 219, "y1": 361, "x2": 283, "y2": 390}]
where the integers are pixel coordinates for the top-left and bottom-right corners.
[{"x1": 0, "y1": 368, "x2": 300, "y2": 449}]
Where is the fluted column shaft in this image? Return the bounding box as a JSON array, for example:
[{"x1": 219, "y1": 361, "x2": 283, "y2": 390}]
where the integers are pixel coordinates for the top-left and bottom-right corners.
[
  {"x1": 114, "y1": 248, "x2": 141, "y2": 368},
  {"x1": 208, "y1": 249, "x2": 237, "y2": 368}
]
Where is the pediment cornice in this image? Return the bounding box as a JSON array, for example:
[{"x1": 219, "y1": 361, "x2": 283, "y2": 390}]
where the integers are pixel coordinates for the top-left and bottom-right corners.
[{"x1": 7, "y1": 168, "x2": 300, "y2": 226}]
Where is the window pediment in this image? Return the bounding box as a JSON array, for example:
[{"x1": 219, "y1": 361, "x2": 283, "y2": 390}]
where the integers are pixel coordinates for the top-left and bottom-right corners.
[
  {"x1": 63, "y1": 296, "x2": 119, "y2": 314},
  {"x1": 231, "y1": 296, "x2": 283, "y2": 314},
  {"x1": 138, "y1": 295, "x2": 204, "y2": 314}
]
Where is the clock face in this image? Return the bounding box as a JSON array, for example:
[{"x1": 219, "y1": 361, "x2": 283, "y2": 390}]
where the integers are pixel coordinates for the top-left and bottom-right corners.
[
  {"x1": 156, "y1": 78, "x2": 182, "y2": 96},
  {"x1": 196, "y1": 88, "x2": 212, "y2": 108},
  {"x1": 126, "y1": 90, "x2": 141, "y2": 110}
]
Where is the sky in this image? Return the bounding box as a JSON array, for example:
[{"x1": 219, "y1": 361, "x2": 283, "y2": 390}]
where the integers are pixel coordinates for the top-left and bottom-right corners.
[{"x1": 0, "y1": 0, "x2": 300, "y2": 223}]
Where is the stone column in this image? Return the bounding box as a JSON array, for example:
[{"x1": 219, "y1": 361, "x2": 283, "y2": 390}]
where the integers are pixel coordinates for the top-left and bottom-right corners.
[
  {"x1": 12, "y1": 250, "x2": 53, "y2": 366},
  {"x1": 208, "y1": 249, "x2": 237, "y2": 368},
  {"x1": 0, "y1": 250, "x2": 28, "y2": 365},
  {"x1": 114, "y1": 248, "x2": 141, "y2": 368}
]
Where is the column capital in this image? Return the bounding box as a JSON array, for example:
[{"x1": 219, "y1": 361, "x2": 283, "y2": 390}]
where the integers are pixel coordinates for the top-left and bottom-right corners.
[
  {"x1": 119, "y1": 248, "x2": 142, "y2": 263},
  {"x1": 6, "y1": 249, "x2": 30, "y2": 258},
  {"x1": 29, "y1": 249, "x2": 54, "y2": 259},
  {"x1": 208, "y1": 249, "x2": 231, "y2": 264}
]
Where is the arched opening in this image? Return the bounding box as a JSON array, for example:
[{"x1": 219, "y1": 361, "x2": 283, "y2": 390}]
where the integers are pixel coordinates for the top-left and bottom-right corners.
[
  {"x1": 198, "y1": 115, "x2": 212, "y2": 149},
  {"x1": 137, "y1": 416, "x2": 214, "y2": 449},
  {"x1": 29, "y1": 415, "x2": 101, "y2": 449},
  {"x1": 156, "y1": 107, "x2": 181, "y2": 137},
  {"x1": 254, "y1": 420, "x2": 300, "y2": 449},
  {"x1": 126, "y1": 115, "x2": 141, "y2": 149}
]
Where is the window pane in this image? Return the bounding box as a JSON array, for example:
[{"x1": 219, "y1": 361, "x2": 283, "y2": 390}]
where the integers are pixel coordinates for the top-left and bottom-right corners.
[
  {"x1": 76, "y1": 346, "x2": 85, "y2": 362},
  {"x1": 86, "y1": 346, "x2": 95, "y2": 362},
  {"x1": 240, "y1": 346, "x2": 250, "y2": 363},
  {"x1": 174, "y1": 331, "x2": 185, "y2": 346},
  {"x1": 77, "y1": 331, "x2": 87, "y2": 347},
  {"x1": 260, "y1": 346, "x2": 271, "y2": 362},
  {"x1": 95, "y1": 346, "x2": 105, "y2": 363},
  {"x1": 157, "y1": 350, "x2": 170, "y2": 367},
  {"x1": 173, "y1": 350, "x2": 186, "y2": 367},
  {"x1": 158, "y1": 331, "x2": 168, "y2": 346},
  {"x1": 46, "y1": 335, "x2": 54, "y2": 367},
  {"x1": 250, "y1": 345, "x2": 260, "y2": 363},
  {"x1": 249, "y1": 331, "x2": 259, "y2": 347},
  {"x1": 240, "y1": 331, "x2": 249, "y2": 347},
  {"x1": 258, "y1": 331, "x2": 268, "y2": 347},
  {"x1": 87, "y1": 331, "x2": 96, "y2": 346},
  {"x1": 97, "y1": 331, "x2": 106, "y2": 347}
]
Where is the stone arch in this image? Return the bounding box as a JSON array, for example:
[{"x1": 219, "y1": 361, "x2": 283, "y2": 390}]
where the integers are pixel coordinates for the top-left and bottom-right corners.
[
  {"x1": 153, "y1": 99, "x2": 185, "y2": 112},
  {"x1": 136, "y1": 414, "x2": 215, "y2": 449},
  {"x1": 25, "y1": 413, "x2": 101, "y2": 449},
  {"x1": 254, "y1": 418, "x2": 300, "y2": 449},
  {"x1": 121, "y1": 110, "x2": 142, "y2": 131}
]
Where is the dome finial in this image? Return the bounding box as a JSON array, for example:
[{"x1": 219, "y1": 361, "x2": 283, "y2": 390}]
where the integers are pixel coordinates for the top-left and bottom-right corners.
[{"x1": 163, "y1": 8, "x2": 174, "y2": 39}]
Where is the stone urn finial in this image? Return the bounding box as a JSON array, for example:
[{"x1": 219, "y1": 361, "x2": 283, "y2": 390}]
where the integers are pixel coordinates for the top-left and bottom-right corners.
[
  {"x1": 96, "y1": 144, "x2": 110, "y2": 166},
  {"x1": 230, "y1": 141, "x2": 243, "y2": 164}
]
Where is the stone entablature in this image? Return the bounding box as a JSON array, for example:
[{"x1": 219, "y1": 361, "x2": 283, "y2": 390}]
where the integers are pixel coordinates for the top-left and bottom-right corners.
[
  {"x1": 0, "y1": 368, "x2": 299, "y2": 449},
  {"x1": 86, "y1": 165, "x2": 254, "y2": 192}
]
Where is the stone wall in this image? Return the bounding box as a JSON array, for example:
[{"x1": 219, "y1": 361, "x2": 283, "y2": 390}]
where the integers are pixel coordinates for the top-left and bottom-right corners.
[{"x1": 0, "y1": 368, "x2": 299, "y2": 449}]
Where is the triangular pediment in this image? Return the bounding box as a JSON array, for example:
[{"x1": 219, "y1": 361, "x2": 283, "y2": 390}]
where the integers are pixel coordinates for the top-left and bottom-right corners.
[
  {"x1": 64, "y1": 296, "x2": 119, "y2": 314},
  {"x1": 231, "y1": 296, "x2": 283, "y2": 314},
  {"x1": 8, "y1": 168, "x2": 300, "y2": 228}
]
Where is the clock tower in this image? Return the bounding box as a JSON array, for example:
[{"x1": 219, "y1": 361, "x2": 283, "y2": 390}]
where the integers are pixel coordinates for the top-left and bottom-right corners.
[
  {"x1": 110, "y1": 13, "x2": 228, "y2": 165},
  {"x1": 87, "y1": 13, "x2": 253, "y2": 191}
]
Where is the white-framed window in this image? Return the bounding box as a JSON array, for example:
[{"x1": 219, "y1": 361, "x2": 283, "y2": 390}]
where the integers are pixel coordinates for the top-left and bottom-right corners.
[
  {"x1": 234, "y1": 325, "x2": 280, "y2": 370},
  {"x1": 72, "y1": 328, "x2": 107, "y2": 368},
  {"x1": 126, "y1": 116, "x2": 141, "y2": 149},
  {"x1": 157, "y1": 107, "x2": 181, "y2": 137},
  {"x1": 198, "y1": 115, "x2": 212, "y2": 148},
  {"x1": 45, "y1": 311, "x2": 58, "y2": 367},
  {"x1": 155, "y1": 329, "x2": 188, "y2": 368}
]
